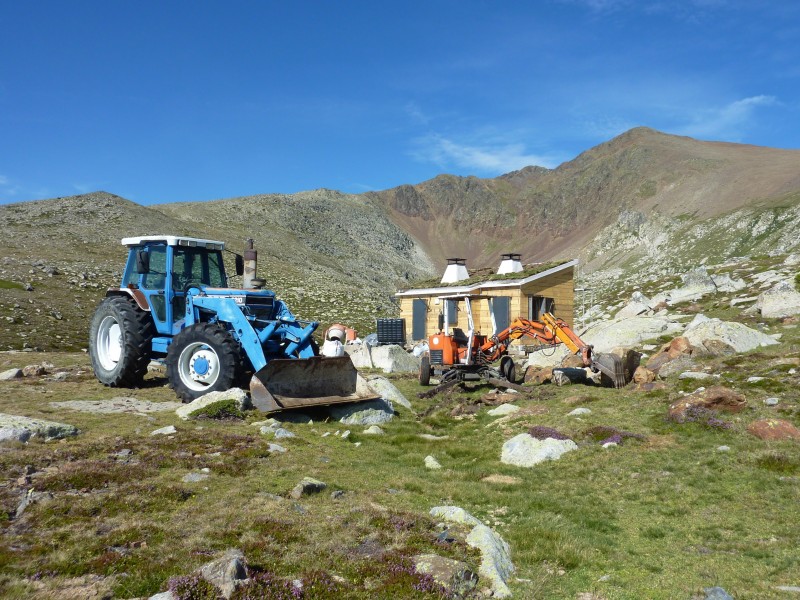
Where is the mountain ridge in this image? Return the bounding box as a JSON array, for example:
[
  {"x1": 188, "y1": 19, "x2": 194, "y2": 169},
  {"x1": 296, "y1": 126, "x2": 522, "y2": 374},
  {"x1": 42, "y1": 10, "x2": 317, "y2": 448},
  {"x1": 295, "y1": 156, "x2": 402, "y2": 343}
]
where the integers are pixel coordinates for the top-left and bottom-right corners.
[{"x1": 2, "y1": 127, "x2": 800, "y2": 351}]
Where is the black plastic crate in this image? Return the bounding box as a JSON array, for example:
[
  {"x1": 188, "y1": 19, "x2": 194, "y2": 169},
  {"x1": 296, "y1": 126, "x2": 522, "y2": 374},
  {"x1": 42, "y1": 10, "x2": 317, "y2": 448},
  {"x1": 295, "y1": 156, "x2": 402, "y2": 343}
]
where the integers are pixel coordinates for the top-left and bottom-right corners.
[{"x1": 376, "y1": 318, "x2": 406, "y2": 345}]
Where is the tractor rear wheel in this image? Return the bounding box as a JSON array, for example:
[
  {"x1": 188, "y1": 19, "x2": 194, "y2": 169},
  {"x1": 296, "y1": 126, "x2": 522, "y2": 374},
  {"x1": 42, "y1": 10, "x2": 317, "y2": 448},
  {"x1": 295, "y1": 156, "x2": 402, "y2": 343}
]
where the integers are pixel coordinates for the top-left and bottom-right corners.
[
  {"x1": 166, "y1": 322, "x2": 242, "y2": 403},
  {"x1": 89, "y1": 296, "x2": 154, "y2": 387}
]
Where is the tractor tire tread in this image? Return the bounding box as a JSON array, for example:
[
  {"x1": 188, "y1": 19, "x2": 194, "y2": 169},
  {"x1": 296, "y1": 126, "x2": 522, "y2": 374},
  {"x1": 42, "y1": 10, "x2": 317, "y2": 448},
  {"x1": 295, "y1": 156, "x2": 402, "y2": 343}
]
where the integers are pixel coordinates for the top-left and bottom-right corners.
[{"x1": 89, "y1": 295, "x2": 154, "y2": 387}]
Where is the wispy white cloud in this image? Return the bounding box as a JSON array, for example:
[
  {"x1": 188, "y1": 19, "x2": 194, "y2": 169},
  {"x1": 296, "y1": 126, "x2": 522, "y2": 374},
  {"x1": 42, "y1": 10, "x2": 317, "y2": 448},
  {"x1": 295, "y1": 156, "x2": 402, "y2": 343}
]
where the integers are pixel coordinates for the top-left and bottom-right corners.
[
  {"x1": 675, "y1": 95, "x2": 778, "y2": 139},
  {"x1": 404, "y1": 102, "x2": 431, "y2": 126},
  {"x1": 411, "y1": 134, "x2": 562, "y2": 173}
]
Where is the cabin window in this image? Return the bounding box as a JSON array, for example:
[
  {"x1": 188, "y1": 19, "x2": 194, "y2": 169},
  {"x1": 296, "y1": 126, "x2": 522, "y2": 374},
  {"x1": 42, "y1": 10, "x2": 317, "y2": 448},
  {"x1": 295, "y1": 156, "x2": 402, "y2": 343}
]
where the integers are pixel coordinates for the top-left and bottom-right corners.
[
  {"x1": 528, "y1": 295, "x2": 554, "y2": 321},
  {"x1": 445, "y1": 299, "x2": 458, "y2": 325}
]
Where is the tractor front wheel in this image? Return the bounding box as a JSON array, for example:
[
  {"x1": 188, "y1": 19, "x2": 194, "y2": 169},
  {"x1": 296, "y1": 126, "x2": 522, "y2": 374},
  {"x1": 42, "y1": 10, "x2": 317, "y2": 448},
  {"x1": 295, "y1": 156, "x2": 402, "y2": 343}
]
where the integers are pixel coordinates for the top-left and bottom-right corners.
[
  {"x1": 89, "y1": 296, "x2": 154, "y2": 387},
  {"x1": 166, "y1": 323, "x2": 242, "y2": 403}
]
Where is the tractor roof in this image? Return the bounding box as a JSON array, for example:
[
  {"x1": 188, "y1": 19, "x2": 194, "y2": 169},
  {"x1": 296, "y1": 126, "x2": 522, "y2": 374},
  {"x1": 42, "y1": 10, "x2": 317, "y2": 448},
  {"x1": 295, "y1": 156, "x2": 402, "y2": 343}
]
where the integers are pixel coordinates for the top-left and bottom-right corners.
[{"x1": 121, "y1": 235, "x2": 225, "y2": 249}]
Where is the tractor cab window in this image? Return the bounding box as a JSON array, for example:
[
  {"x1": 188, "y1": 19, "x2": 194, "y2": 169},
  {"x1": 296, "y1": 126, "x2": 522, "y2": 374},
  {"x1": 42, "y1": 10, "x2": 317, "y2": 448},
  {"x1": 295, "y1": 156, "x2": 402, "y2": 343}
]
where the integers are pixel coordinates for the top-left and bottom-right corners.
[{"x1": 171, "y1": 248, "x2": 226, "y2": 291}]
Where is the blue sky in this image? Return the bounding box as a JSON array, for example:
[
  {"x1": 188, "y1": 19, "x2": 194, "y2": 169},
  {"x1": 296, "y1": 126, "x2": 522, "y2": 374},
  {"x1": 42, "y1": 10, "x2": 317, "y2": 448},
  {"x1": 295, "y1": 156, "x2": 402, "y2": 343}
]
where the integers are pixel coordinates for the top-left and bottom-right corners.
[{"x1": 1, "y1": 1, "x2": 798, "y2": 204}]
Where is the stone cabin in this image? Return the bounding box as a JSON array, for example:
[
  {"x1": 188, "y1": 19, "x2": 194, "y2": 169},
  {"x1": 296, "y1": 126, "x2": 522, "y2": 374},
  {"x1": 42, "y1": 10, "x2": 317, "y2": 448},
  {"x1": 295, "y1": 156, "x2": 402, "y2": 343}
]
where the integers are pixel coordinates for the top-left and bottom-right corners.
[{"x1": 395, "y1": 254, "x2": 578, "y2": 344}]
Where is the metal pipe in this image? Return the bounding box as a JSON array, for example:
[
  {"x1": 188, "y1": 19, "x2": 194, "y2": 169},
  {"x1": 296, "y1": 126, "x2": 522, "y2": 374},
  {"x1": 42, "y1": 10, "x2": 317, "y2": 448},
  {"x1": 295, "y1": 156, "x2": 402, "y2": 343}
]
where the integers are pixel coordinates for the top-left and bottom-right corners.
[{"x1": 243, "y1": 238, "x2": 257, "y2": 289}]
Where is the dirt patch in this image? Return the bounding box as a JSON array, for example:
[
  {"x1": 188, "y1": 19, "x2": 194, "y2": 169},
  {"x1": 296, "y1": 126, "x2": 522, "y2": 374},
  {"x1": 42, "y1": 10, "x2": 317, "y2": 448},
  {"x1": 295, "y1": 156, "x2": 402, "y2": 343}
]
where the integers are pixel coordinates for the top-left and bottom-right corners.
[{"x1": 50, "y1": 396, "x2": 182, "y2": 414}]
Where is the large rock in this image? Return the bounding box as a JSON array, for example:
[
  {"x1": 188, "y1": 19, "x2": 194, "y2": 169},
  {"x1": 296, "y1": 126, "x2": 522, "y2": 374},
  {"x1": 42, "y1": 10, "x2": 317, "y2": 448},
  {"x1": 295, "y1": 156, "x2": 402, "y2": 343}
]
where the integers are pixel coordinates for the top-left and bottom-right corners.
[
  {"x1": 663, "y1": 267, "x2": 718, "y2": 303},
  {"x1": 365, "y1": 375, "x2": 412, "y2": 410},
  {"x1": 668, "y1": 386, "x2": 746, "y2": 423},
  {"x1": 175, "y1": 388, "x2": 250, "y2": 420},
  {"x1": 747, "y1": 419, "x2": 800, "y2": 441},
  {"x1": 581, "y1": 316, "x2": 684, "y2": 353},
  {"x1": 657, "y1": 355, "x2": 697, "y2": 378},
  {"x1": 683, "y1": 316, "x2": 779, "y2": 353},
  {"x1": 429, "y1": 506, "x2": 514, "y2": 598},
  {"x1": 345, "y1": 344, "x2": 373, "y2": 369},
  {"x1": 711, "y1": 273, "x2": 747, "y2": 293},
  {"x1": 328, "y1": 397, "x2": 394, "y2": 425},
  {"x1": 198, "y1": 548, "x2": 248, "y2": 599},
  {"x1": 413, "y1": 554, "x2": 478, "y2": 598},
  {"x1": 466, "y1": 524, "x2": 515, "y2": 599},
  {"x1": 646, "y1": 336, "x2": 694, "y2": 374},
  {"x1": 501, "y1": 433, "x2": 578, "y2": 467},
  {"x1": 524, "y1": 345, "x2": 570, "y2": 368},
  {"x1": 370, "y1": 344, "x2": 420, "y2": 373},
  {"x1": 429, "y1": 505, "x2": 483, "y2": 527},
  {"x1": 523, "y1": 365, "x2": 553, "y2": 384},
  {"x1": 290, "y1": 477, "x2": 327, "y2": 499},
  {"x1": 0, "y1": 368, "x2": 22, "y2": 381},
  {"x1": 755, "y1": 281, "x2": 800, "y2": 318},
  {"x1": 633, "y1": 366, "x2": 656, "y2": 384},
  {"x1": 0, "y1": 413, "x2": 78, "y2": 441}
]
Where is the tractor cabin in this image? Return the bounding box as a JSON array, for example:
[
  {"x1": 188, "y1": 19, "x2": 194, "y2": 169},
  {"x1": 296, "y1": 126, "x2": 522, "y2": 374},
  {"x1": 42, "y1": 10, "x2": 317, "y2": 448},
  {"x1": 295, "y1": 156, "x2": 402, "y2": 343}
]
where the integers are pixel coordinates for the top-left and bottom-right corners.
[{"x1": 396, "y1": 254, "x2": 578, "y2": 347}]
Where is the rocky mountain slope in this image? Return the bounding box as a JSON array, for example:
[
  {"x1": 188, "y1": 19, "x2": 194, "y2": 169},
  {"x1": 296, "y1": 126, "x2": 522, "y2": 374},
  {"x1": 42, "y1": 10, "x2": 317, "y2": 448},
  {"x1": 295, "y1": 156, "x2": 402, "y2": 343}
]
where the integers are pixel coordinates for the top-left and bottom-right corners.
[
  {"x1": 368, "y1": 127, "x2": 800, "y2": 270},
  {"x1": 1, "y1": 127, "x2": 799, "y2": 351}
]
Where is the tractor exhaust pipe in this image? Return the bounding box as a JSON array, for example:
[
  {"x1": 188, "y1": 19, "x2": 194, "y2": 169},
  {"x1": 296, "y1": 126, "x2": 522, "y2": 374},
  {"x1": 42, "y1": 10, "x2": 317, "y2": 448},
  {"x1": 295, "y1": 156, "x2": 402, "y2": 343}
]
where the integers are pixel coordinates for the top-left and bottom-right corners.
[{"x1": 243, "y1": 239, "x2": 265, "y2": 289}]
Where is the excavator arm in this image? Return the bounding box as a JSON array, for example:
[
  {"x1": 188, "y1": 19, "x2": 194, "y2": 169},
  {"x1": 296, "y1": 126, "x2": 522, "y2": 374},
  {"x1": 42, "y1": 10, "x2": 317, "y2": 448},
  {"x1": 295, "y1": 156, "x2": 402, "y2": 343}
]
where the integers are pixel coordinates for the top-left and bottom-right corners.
[{"x1": 478, "y1": 313, "x2": 593, "y2": 365}]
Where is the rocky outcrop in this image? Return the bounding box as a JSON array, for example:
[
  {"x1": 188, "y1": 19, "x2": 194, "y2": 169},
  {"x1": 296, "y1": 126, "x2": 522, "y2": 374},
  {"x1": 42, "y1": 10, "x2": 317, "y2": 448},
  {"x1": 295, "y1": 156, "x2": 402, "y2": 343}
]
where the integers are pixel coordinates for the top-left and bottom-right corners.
[
  {"x1": 328, "y1": 397, "x2": 395, "y2": 425},
  {"x1": 198, "y1": 549, "x2": 248, "y2": 599},
  {"x1": 668, "y1": 386, "x2": 746, "y2": 423},
  {"x1": 501, "y1": 433, "x2": 578, "y2": 467},
  {"x1": 365, "y1": 375, "x2": 412, "y2": 410},
  {"x1": 290, "y1": 477, "x2": 327, "y2": 499},
  {"x1": 0, "y1": 413, "x2": 78, "y2": 442},
  {"x1": 747, "y1": 419, "x2": 800, "y2": 441},
  {"x1": 582, "y1": 316, "x2": 684, "y2": 353},
  {"x1": 755, "y1": 280, "x2": 800, "y2": 318},
  {"x1": 413, "y1": 554, "x2": 478, "y2": 597},
  {"x1": 175, "y1": 388, "x2": 250, "y2": 420},
  {"x1": 429, "y1": 505, "x2": 514, "y2": 598},
  {"x1": 683, "y1": 315, "x2": 779, "y2": 352}
]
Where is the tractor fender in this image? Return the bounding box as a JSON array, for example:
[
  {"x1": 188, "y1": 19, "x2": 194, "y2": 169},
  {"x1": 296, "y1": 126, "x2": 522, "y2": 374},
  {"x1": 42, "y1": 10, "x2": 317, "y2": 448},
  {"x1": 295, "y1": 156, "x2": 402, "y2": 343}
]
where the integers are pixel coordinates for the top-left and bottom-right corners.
[{"x1": 105, "y1": 287, "x2": 150, "y2": 312}]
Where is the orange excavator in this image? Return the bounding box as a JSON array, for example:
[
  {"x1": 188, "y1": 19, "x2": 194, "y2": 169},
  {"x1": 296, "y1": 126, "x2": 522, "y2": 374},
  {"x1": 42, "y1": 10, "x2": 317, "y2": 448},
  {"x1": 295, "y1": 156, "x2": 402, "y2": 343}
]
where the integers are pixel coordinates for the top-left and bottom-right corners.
[{"x1": 418, "y1": 295, "x2": 625, "y2": 397}]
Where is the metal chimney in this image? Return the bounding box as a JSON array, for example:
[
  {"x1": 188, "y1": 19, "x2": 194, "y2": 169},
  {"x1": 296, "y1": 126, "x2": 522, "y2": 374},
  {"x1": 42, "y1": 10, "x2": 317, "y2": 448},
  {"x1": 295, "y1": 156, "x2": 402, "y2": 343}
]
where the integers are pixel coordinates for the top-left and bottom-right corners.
[
  {"x1": 497, "y1": 253, "x2": 523, "y2": 275},
  {"x1": 441, "y1": 258, "x2": 469, "y2": 284}
]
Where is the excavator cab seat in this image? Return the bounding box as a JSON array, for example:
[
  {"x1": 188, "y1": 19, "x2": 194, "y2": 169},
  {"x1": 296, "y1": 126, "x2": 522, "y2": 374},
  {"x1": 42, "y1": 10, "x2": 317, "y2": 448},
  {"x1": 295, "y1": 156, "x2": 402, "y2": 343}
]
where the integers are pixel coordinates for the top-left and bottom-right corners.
[{"x1": 452, "y1": 328, "x2": 470, "y2": 345}]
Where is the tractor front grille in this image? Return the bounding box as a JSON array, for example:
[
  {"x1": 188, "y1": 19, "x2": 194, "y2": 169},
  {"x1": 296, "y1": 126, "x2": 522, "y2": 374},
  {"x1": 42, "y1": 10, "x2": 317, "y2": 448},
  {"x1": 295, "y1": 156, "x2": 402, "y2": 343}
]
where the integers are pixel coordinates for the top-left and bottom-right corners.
[
  {"x1": 244, "y1": 295, "x2": 275, "y2": 320},
  {"x1": 430, "y1": 350, "x2": 444, "y2": 365}
]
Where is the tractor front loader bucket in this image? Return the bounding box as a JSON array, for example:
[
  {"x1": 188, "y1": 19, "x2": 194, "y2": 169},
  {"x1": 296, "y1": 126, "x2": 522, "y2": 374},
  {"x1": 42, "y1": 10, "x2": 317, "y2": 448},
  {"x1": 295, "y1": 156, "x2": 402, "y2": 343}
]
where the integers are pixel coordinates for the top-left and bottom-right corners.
[
  {"x1": 249, "y1": 356, "x2": 380, "y2": 413},
  {"x1": 591, "y1": 353, "x2": 627, "y2": 388}
]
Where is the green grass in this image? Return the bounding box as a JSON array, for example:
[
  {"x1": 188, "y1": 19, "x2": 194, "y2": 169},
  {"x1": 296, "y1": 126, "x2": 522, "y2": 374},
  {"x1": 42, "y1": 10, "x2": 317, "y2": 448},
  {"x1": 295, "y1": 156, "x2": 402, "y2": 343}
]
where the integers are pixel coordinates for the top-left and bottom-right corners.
[
  {"x1": 0, "y1": 279, "x2": 24, "y2": 290},
  {"x1": 0, "y1": 351, "x2": 799, "y2": 598}
]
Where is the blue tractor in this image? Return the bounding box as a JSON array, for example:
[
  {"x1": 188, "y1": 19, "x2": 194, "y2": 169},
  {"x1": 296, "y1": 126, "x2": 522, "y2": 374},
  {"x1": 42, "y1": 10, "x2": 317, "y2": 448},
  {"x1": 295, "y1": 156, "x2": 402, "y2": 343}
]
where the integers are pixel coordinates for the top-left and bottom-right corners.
[{"x1": 89, "y1": 235, "x2": 376, "y2": 411}]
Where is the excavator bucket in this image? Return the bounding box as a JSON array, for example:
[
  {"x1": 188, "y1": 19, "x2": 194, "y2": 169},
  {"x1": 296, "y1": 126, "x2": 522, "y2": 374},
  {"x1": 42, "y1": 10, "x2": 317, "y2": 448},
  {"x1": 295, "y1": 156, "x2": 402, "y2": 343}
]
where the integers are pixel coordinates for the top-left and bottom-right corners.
[
  {"x1": 592, "y1": 353, "x2": 627, "y2": 388},
  {"x1": 249, "y1": 356, "x2": 380, "y2": 413}
]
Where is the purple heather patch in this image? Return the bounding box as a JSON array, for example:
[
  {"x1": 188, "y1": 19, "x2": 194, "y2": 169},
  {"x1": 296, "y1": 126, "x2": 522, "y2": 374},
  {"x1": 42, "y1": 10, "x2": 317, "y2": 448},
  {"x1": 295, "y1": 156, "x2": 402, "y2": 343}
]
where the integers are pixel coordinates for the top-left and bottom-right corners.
[{"x1": 528, "y1": 425, "x2": 572, "y2": 441}]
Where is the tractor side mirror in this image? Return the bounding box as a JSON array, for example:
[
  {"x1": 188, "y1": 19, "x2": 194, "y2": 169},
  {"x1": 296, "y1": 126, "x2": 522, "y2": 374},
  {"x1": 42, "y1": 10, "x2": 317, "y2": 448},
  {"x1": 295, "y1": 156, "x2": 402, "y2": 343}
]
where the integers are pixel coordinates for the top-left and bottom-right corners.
[
  {"x1": 136, "y1": 250, "x2": 150, "y2": 274},
  {"x1": 234, "y1": 254, "x2": 244, "y2": 276}
]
